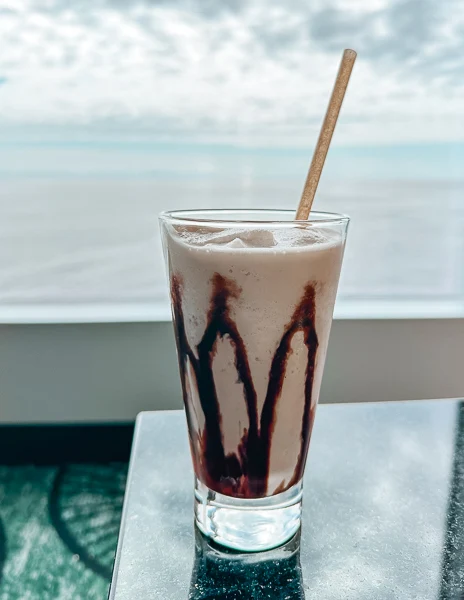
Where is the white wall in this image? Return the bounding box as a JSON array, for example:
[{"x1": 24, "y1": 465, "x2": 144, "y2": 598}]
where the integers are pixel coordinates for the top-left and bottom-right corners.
[{"x1": 0, "y1": 318, "x2": 463, "y2": 423}]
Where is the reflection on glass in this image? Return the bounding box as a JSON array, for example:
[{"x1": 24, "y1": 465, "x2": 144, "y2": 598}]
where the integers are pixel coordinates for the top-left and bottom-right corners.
[
  {"x1": 439, "y1": 401, "x2": 464, "y2": 599},
  {"x1": 189, "y1": 528, "x2": 305, "y2": 599}
]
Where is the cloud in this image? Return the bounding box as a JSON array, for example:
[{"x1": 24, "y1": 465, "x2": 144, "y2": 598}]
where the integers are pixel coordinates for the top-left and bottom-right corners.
[
  {"x1": 309, "y1": 0, "x2": 464, "y2": 78},
  {"x1": 0, "y1": 0, "x2": 463, "y2": 146}
]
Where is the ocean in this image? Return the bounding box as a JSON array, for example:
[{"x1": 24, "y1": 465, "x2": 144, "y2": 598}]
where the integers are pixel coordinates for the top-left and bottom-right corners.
[{"x1": 1, "y1": 177, "x2": 463, "y2": 317}]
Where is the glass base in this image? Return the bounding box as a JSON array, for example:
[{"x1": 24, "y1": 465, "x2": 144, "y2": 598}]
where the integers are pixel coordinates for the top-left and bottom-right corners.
[{"x1": 194, "y1": 478, "x2": 303, "y2": 552}]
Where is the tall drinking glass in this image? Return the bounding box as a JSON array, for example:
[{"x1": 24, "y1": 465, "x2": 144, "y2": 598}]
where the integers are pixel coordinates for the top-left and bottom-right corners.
[{"x1": 159, "y1": 209, "x2": 349, "y2": 551}]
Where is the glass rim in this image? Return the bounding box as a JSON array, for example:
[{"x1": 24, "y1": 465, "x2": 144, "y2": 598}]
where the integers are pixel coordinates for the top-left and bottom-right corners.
[{"x1": 159, "y1": 208, "x2": 350, "y2": 226}]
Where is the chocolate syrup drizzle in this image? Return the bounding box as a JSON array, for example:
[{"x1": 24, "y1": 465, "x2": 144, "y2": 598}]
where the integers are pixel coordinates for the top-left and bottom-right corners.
[{"x1": 171, "y1": 273, "x2": 319, "y2": 499}]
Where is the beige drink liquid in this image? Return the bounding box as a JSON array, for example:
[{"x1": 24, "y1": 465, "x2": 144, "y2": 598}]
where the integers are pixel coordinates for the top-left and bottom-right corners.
[{"x1": 164, "y1": 223, "x2": 345, "y2": 499}]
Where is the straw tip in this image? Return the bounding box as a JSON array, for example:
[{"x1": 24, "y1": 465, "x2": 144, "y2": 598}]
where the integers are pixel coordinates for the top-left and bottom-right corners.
[{"x1": 344, "y1": 48, "x2": 357, "y2": 60}]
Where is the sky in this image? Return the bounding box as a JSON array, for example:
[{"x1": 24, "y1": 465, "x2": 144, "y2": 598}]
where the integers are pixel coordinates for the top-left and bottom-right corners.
[{"x1": 0, "y1": 0, "x2": 464, "y2": 150}]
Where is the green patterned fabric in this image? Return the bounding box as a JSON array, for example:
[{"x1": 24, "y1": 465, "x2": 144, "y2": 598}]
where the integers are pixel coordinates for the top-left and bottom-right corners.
[{"x1": 0, "y1": 464, "x2": 127, "y2": 600}]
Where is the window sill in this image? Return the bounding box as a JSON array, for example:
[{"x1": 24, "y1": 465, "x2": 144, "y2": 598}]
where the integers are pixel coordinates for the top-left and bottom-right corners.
[
  {"x1": 0, "y1": 300, "x2": 463, "y2": 424},
  {"x1": 1, "y1": 297, "x2": 463, "y2": 325}
]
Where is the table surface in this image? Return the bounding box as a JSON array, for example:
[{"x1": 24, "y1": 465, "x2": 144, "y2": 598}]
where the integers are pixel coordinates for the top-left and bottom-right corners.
[{"x1": 109, "y1": 400, "x2": 464, "y2": 599}]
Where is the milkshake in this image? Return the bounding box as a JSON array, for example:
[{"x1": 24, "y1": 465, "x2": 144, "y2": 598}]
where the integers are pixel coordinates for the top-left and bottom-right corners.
[{"x1": 160, "y1": 209, "x2": 348, "y2": 550}]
